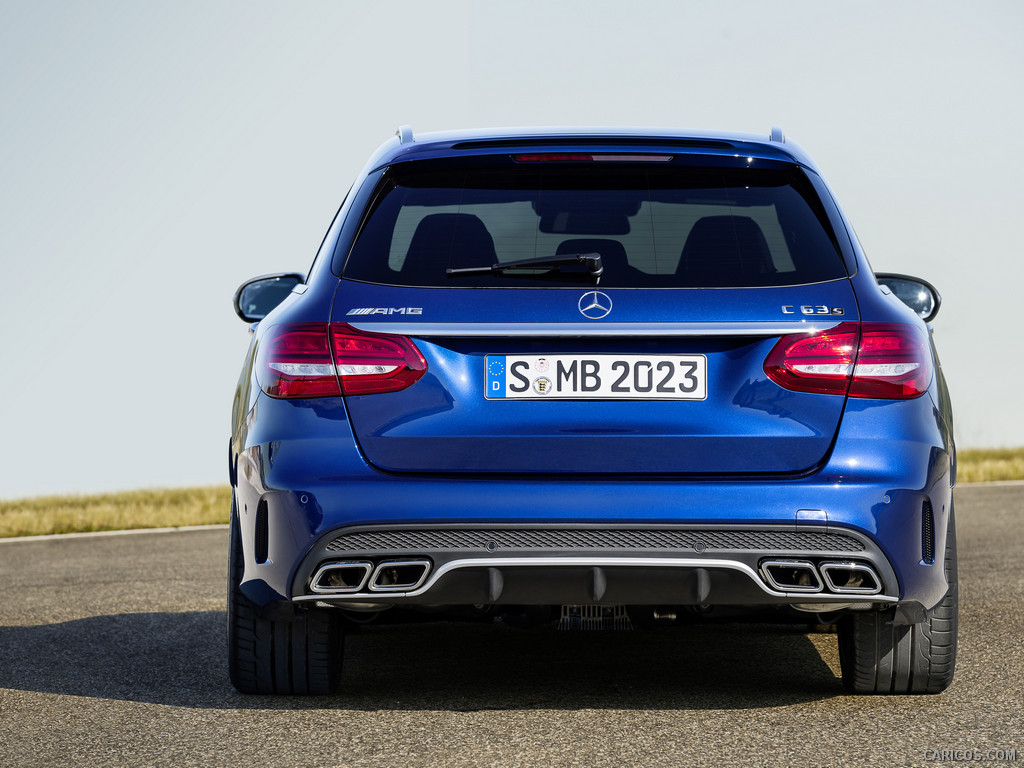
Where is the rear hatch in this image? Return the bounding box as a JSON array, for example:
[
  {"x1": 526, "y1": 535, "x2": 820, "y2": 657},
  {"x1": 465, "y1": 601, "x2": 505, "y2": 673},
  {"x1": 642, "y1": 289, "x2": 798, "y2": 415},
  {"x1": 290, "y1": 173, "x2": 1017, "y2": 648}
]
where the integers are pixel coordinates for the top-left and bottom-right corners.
[
  {"x1": 333, "y1": 150, "x2": 858, "y2": 474},
  {"x1": 333, "y1": 283, "x2": 856, "y2": 474}
]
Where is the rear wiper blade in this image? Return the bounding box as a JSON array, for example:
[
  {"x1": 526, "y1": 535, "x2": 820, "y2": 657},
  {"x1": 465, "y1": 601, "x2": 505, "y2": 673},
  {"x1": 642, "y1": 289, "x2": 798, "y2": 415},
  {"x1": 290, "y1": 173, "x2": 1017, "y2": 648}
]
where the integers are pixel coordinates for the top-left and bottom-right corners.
[{"x1": 446, "y1": 252, "x2": 603, "y2": 281}]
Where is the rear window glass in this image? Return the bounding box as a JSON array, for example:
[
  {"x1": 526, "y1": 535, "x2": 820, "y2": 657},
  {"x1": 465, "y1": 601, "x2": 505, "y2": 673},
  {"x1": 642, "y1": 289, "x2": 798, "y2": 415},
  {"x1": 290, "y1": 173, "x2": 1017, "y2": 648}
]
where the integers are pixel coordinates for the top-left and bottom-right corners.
[{"x1": 342, "y1": 160, "x2": 848, "y2": 288}]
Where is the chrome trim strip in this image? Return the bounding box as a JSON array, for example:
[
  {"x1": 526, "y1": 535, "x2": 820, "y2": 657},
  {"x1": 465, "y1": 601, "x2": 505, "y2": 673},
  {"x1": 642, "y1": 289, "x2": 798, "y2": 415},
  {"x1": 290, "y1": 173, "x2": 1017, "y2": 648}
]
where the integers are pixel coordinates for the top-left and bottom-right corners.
[
  {"x1": 819, "y1": 561, "x2": 883, "y2": 595},
  {"x1": 758, "y1": 559, "x2": 824, "y2": 593},
  {"x1": 293, "y1": 557, "x2": 897, "y2": 603},
  {"x1": 368, "y1": 559, "x2": 432, "y2": 592},
  {"x1": 345, "y1": 321, "x2": 841, "y2": 338}
]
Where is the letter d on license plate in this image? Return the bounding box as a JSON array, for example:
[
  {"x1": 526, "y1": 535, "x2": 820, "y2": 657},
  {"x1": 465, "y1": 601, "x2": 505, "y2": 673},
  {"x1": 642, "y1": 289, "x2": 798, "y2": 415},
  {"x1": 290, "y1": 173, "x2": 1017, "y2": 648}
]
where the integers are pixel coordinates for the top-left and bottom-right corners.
[{"x1": 485, "y1": 354, "x2": 706, "y2": 400}]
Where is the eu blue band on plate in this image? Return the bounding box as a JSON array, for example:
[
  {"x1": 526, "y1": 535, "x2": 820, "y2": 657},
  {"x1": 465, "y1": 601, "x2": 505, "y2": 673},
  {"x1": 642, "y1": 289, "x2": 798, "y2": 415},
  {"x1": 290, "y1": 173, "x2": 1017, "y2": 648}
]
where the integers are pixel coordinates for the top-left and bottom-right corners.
[{"x1": 486, "y1": 357, "x2": 506, "y2": 397}]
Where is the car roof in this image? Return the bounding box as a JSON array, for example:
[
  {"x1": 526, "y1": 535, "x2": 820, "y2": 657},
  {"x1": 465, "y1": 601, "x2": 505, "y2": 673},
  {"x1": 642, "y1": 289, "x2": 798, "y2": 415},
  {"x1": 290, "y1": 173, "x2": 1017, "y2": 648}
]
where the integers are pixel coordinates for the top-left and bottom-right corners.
[{"x1": 362, "y1": 125, "x2": 820, "y2": 173}]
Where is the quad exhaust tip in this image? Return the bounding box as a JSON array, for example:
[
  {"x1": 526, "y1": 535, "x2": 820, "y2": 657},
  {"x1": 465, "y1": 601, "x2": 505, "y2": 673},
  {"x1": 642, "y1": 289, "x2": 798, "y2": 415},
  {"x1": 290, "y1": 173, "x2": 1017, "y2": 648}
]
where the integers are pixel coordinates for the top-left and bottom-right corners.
[
  {"x1": 311, "y1": 559, "x2": 432, "y2": 593},
  {"x1": 312, "y1": 557, "x2": 878, "y2": 598},
  {"x1": 760, "y1": 559, "x2": 882, "y2": 595},
  {"x1": 369, "y1": 560, "x2": 432, "y2": 592},
  {"x1": 819, "y1": 561, "x2": 882, "y2": 595},
  {"x1": 310, "y1": 561, "x2": 373, "y2": 594},
  {"x1": 760, "y1": 560, "x2": 823, "y2": 593}
]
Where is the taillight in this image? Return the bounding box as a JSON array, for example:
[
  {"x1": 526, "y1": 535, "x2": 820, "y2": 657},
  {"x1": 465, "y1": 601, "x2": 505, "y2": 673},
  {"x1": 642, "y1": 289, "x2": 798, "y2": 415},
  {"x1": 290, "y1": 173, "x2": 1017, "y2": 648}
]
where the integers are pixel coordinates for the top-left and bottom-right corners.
[
  {"x1": 512, "y1": 153, "x2": 674, "y2": 163},
  {"x1": 256, "y1": 323, "x2": 341, "y2": 398},
  {"x1": 256, "y1": 323, "x2": 426, "y2": 399},
  {"x1": 764, "y1": 322, "x2": 932, "y2": 399},
  {"x1": 513, "y1": 153, "x2": 595, "y2": 162},
  {"x1": 330, "y1": 324, "x2": 427, "y2": 395},
  {"x1": 849, "y1": 324, "x2": 932, "y2": 398}
]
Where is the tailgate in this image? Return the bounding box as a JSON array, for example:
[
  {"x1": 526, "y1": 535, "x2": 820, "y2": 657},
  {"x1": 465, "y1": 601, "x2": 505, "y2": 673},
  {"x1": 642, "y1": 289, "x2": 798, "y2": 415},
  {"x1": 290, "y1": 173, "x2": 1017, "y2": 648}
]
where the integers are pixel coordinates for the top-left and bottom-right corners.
[{"x1": 333, "y1": 281, "x2": 857, "y2": 474}]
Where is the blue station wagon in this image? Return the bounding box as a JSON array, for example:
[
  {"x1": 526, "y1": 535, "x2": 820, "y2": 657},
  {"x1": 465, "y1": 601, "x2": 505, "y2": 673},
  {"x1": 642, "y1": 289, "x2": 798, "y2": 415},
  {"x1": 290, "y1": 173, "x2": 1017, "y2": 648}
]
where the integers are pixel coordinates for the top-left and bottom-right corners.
[{"x1": 228, "y1": 126, "x2": 956, "y2": 695}]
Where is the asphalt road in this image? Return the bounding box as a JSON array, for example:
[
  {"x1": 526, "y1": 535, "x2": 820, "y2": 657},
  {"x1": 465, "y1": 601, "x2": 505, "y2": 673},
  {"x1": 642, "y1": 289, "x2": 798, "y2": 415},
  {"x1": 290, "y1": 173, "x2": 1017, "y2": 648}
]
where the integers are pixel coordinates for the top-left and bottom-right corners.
[{"x1": 0, "y1": 485, "x2": 1021, "y2": 768}]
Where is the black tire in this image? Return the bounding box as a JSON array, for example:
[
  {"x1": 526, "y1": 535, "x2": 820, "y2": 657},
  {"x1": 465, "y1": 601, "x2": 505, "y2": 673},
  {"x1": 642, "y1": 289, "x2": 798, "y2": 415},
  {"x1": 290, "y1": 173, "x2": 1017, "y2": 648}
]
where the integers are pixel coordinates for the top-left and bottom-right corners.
[
  {"x1": 227, "y1": 499, "x2": 344, "y2": 694},
  {"x1": 838, "y1": 505, "x2": 958, "y2": 694}
]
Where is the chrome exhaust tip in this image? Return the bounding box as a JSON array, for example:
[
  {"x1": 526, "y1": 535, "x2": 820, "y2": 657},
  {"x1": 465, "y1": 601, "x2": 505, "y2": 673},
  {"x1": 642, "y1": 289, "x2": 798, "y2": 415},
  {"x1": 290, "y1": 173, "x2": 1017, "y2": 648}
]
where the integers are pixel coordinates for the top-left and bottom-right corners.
[
  {"x1": 369, "y1": 559, "x2": 431, "y2": 592},
  {"x1": 759, "y1": 559, "x2": 824, "y2": 593},
  {"x1": 310, "y1": 561, "x2": 373, "y2": 593},
  {"x1": 819, "y1": 562, "x2": 882, "y2": 594}
]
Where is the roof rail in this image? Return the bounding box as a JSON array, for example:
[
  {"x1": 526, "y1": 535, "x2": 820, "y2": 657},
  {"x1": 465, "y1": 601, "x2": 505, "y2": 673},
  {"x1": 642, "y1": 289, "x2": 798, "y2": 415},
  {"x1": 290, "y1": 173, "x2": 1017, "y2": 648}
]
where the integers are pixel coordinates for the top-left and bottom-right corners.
[
  {"x1": 769, "y1": 125, "x2": 785, "y2": 144},
  {"x1": 396, "y1": 125, "x2": 414, "y2": 144}
]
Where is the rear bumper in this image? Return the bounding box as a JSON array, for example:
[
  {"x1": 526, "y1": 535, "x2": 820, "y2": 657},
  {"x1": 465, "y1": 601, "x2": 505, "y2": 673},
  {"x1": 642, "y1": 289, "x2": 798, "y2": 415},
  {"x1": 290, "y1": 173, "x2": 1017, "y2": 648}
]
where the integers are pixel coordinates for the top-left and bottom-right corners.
[
  {"x1": 291, "y1": 522, "x2": 898, "y2": 611},
  {"x1": 232, "y1": 392, "x2": 954, "y2": 620}
]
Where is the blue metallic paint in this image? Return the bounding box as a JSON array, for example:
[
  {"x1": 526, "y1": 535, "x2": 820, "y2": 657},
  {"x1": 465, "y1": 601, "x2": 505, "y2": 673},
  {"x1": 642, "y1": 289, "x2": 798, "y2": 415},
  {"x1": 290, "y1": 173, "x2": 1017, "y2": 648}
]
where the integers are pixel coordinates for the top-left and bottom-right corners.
[{"x1": 229, "y1": 128, "x2": 954, "y2": 625}]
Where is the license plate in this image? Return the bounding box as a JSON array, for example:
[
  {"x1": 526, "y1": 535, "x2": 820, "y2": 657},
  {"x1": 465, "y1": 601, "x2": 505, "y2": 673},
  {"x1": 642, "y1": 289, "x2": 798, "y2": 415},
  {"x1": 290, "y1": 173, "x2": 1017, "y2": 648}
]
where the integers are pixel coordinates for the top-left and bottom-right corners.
[{"x1": 485, "y1": 354, "x2": 707, "y2": 400}]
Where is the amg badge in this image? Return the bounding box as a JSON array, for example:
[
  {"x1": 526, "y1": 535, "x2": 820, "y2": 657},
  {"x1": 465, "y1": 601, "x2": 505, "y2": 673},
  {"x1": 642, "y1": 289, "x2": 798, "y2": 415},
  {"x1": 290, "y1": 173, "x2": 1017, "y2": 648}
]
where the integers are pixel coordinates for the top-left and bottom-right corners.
[{"x1": 346, "y1": 307, "x2": 423, "y2": 316}]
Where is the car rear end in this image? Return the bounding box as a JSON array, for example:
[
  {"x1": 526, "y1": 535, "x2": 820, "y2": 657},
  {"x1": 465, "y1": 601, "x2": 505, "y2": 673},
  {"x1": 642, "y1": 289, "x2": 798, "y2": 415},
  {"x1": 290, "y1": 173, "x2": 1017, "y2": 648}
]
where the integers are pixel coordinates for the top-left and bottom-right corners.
[{"x1": 229, "y1": 128, "x2": 956, "y2": 695}]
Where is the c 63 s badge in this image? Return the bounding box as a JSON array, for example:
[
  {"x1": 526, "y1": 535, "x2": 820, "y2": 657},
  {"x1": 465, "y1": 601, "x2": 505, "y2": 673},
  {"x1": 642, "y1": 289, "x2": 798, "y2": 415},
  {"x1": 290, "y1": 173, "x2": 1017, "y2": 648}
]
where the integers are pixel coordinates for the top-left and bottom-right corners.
[{"x1": 782, "y1": 305, "x2": 845, "y2": 315}]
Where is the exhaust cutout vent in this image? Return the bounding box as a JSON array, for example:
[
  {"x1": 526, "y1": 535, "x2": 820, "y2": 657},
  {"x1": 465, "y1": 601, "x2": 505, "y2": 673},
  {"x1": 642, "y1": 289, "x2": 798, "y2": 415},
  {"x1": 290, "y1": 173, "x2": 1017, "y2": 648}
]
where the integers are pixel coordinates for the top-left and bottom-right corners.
[
  {"x1": 922, "y1": 500, "x2": 935, "y2": 565},
  {"x1": 254, "y1": 499, "x2": 269, "y2": 564}
]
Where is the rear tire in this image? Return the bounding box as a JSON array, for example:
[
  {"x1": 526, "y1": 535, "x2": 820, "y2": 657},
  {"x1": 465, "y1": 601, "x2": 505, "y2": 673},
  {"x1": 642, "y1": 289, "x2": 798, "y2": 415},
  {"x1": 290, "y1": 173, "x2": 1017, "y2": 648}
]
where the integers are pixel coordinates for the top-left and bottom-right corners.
[
  {"x1": 227, "y1": 498, "x2": 344, "y2": 694},
  {"x1": 838, "y1": 505, "x2": 958, "y2": 694}
]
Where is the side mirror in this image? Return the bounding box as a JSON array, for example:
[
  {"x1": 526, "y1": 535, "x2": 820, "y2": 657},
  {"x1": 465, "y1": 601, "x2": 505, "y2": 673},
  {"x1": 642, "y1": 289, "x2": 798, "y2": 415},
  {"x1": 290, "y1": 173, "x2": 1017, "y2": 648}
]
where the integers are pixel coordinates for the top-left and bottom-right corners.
[
  {"x1": 233, "y1": 273, "x2": 305, "y2": 322},
  {"x1": 875, "y1": 273, "x2": 941, "y2": 323}
]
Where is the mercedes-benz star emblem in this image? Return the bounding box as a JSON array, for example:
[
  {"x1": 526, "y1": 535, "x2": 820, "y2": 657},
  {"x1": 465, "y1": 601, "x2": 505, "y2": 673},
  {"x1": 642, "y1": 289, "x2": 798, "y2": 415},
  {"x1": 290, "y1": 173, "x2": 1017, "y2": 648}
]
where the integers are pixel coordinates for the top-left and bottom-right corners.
[{"x1": 578, "y1": 290, "x2": 612, "y2": 319}]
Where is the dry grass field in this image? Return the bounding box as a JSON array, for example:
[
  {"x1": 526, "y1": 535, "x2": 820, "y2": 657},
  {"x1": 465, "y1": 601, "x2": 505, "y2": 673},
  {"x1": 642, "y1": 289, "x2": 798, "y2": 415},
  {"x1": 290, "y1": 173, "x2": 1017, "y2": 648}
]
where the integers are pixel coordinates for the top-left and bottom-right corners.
[
  {"x1": 0, "y1": 486, "x2": 231, "y2": 538},
  {"x1": 956, "y1": 447, "x2": 1024, "y2": 484},
  {"x1": 0, "y1": 449, "x2": 1019, "y2": 537}
]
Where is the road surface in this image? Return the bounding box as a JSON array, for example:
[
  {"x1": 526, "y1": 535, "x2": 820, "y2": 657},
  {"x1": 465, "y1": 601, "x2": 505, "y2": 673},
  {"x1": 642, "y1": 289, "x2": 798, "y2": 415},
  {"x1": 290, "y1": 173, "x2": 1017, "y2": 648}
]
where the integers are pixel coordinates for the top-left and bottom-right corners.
[{"x1": 0, "y1": 485, "x2": 1021, "y2": 767}]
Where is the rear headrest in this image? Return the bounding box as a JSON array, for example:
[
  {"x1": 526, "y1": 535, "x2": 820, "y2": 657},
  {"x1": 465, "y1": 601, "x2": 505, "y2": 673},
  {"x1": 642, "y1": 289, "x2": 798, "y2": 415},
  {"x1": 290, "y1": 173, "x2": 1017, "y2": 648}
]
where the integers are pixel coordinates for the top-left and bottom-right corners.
[
  {"x1": 401, "y1": 213, "x2": 496, "y2": 280},
  {"x1": 677, "y1": 215, "x2": 774, "y2": 286}
]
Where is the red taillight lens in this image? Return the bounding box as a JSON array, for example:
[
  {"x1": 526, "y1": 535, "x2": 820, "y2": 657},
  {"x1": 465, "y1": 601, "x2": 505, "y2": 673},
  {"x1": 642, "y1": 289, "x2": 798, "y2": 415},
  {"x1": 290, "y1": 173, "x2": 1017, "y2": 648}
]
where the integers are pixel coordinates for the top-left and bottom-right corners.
[
  {"x1": 764, "y1": 322, "x2": 932, "y2": 399},
  {"x1": 256, "y1": 323, "x2": 426, "y2": 399},
  {"x1": 513, "y1": 153, "x2": 596, "y2": 162},
  {"x1": 764, "y1": 322, "x2": 859, "y2": 396},
  {"x1": 256, "y1": 323, "x2": 341, "y2": 398},
  {"x1": 512, "y1": 153, "x2": 673, "y2": 163},
  {"x1": 849, "y1": 324, "x2": 932, "y2": 398},
  {"x1": 330, "y1": 324, "x2": 426, "y2": 395}
]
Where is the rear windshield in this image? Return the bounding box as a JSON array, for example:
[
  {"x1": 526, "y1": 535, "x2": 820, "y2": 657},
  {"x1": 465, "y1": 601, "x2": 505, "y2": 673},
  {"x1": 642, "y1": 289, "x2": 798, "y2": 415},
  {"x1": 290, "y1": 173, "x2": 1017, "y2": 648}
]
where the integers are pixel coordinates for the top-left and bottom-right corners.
[{"x1": 342, "y1": 159, "x2": 848, "y2": 288}]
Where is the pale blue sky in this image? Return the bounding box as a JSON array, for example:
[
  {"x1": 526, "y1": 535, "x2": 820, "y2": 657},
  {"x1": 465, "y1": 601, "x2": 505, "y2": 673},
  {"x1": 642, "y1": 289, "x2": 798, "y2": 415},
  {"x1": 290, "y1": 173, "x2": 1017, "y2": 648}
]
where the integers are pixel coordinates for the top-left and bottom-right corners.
[{"x1": 1, "y1": 1, "x2": 1020, "y2": 498}]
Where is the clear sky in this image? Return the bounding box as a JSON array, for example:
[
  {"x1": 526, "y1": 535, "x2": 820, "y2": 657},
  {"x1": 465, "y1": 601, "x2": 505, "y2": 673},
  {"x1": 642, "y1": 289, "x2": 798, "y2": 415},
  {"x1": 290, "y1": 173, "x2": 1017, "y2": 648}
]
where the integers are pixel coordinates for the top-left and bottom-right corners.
[{"x1": 1, "y1": 1, "x2": 1021, "y2": 499}]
